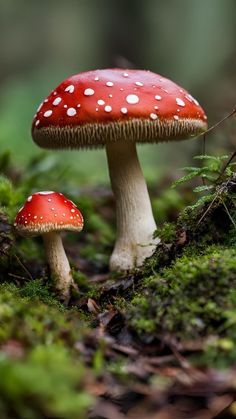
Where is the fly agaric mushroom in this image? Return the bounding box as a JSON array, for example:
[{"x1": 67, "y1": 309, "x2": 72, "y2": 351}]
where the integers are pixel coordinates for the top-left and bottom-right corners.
[
  {"x1": 31, "y1": 69, "x2": 207, "y2": 271},
  {"x1": 14, "y1": 191, "x2": 83, "y2": 301}
]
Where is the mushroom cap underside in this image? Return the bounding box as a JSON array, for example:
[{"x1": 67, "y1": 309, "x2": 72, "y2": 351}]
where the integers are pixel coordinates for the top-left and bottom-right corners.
[{"x1": 33, "y1": 117, "x2": 207, "y2": 149}]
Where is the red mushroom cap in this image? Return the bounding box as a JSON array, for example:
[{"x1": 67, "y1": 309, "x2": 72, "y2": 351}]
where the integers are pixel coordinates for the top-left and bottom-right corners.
[
  {"x1": 32, "y1": 68, "x2": 207, "y2": 149},
  {"x1": 14, "y1": 191, "x2": 83, "y2": 236}
]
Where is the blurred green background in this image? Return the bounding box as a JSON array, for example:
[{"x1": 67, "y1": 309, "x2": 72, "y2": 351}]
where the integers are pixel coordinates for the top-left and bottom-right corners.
[{"x1": 0, "y1": 0, "x2": 235, "y2": 185}]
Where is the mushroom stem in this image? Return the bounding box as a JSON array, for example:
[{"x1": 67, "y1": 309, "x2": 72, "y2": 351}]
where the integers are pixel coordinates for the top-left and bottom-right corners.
[
  {"x1": 106, "y1": 141, "x2": 160, "y2": 271},
  {"x1": 42, "y1": 231, "x2": 74, "y2": 300}
]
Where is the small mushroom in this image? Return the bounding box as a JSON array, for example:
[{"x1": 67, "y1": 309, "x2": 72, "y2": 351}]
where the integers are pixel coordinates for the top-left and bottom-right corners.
[
  {"x1": 32, "y1": 69, "x2": 207, "y2": 271},
  {"x1": 14, "y1": 191, "x2": 83, "y2": 301}
]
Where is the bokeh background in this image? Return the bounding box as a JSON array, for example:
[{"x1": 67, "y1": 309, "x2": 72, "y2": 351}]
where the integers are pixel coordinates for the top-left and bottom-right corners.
[{"x1": 0, "y1": 0, "x2": 236, "y2": 185}]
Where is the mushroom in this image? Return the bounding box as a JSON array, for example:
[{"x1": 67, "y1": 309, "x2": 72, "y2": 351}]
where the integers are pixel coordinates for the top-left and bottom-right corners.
[
  {"x1": 14, "y1": 191, "x2": 83, "y2": 301},
  {"x1": 31, "y1": 69, "x2": 207, "y2": 271}
]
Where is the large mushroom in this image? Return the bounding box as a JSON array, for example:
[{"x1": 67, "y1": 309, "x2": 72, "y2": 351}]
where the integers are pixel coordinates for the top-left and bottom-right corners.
[
  {"x1": 14, "y1": 191, "x2": 83, "y2": 301},
  {"x1": 31, "y1": 69, "x2": 207, "y2": 271}
]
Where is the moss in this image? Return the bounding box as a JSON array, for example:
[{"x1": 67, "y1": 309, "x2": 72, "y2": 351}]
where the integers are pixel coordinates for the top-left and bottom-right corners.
[
  {"x1": 0, "y1": 284, "x2": 94, "y2": 418},
  {"x1": 0, "y1": 344, "x2": 93, "y2": 419},
  {"x1": 128, "y1": 246, "x2": 236, "y2": 342},
  {"x1": 72, "y1": 270, "x2": 90, "y2": 292},
  {"x1": 19, "y1": 278, "x2": 62, "y2": 306},
  {"x1": 0, "y1": 283, "x2": 87, "y2": 346}
]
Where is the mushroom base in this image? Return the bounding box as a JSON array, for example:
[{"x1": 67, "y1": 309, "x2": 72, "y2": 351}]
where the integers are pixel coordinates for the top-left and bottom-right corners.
[{"x1": 106, "y1": 141, "x2": 160, "y2": 271}]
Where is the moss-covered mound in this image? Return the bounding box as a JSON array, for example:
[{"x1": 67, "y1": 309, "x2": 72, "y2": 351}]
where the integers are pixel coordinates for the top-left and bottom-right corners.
[
  {"x1": 128, "y1": 245, "x2": 236, "y2": 340},
  {"x1": 0, "y1": 284, "x2": 93, "y2": 419}
]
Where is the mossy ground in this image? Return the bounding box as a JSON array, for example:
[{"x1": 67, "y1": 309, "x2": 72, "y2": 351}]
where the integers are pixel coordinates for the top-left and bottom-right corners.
[{"x1": 1, "y1": 153, "x2": 236, "y2": 417}]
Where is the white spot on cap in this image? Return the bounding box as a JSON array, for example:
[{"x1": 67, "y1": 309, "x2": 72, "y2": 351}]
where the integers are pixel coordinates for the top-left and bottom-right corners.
[
  {"x1": 135, "y1": 81, "x2": 143, "y2": 86},
  {"x1": 174, "y1": 115, "x2": 179, "y2": 120},
  {"x1": 121, "y1": 107, "x2": 128, "y2": 114},
  {"x1": 67, "y1": 107, "x2": 77, "y2": 116},
  {"x1": 35, "y1": 120, "x2": 40, "y2": 127},
  {"x1": 44, "y1": 110, "x2": 52, "y2": 117},
  {"x1": 71, "y1": 209, "x2": 75, "y2": 213},
  {"x1": 106, "y1": 81, "x2": 114, "y2": 87},
  {"x1": 65, "y1": 85, "x2": 75, "y2": 93},
  {"x1": 120, "y1": 88, "x2": 124, "y2": 91},
  {"x1": 94, "y1": 76, "x2": 99, "y2": 81},
  {"x1": 33, "y1": 216, "x2": 37, "y2": 219},
  {"x1": 53, "y1": 97, "x2": 62, "y2": 106},
  {"x1": 104, "y1": 105, "x2": 112, "y2": 112},
  {"x1": 150, "y1": 113, "x2": 158, "y2": 120},
  {"x1": 96, "y1": 108, "x2": 99, "y2": 111},
  {"x1": 97, "y1": 99, "x2": 105, "y2": 105},
  {"x1": 126, "y1": 94, "x2": 139, "y2": 104},
  {"x1": 155, "y1": 95, "x2": 162, "y2": 101},
  {"x1": 37, "y1": 103, "x2": 43, "y2": 112},
  {"x1": 64, "y1": 105, "x2": 68, "y2": 108},
  {"x1": 154, "y1": 106, "x2": 159, "y2": 110},
  {"x1": 84, "y1": 88, "x2": 95, "y2": 96},
  {"x1": 38, "y1": 191, "x2": 54, "y2": 195},
  {"x1": 108, "y1": 94, "x2": 113, "y2": 98},
  {"x1": 185, "y1": 94, "x2": 199, "y2": 106},
  {"x1": 123, "y1": 73, "x2": 129, "y2": 77},
  {"x1": 53, "y1": 91, "x2": 57, "y2": 95},
  {"x1": 77, "y1": 104, "x2": 81, "y2": 108},
  {"x1": 176, "y1": 98, "x2": 185, "y2": 107},
  {"x1": 44, "y1": 99, "x2": 49, "y2": 103},
  {"x1": 27, "y1": 196, "x2": 32, "y2": 202}
]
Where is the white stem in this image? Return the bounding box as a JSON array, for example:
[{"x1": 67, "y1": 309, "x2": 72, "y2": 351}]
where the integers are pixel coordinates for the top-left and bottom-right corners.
[
  {"x1": 42, "y1": 231, "x2": 74, "y2": 300},
  {"x1": 106, "y1": 141, "x2": 160, "y2": 271}
]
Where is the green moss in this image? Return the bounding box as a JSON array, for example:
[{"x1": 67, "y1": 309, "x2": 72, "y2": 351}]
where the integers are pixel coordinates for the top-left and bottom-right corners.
[
  {"x1": 0, "y1": 283, "x2": 86, "y2": 345},
  {"x1": 0, "y1": 344, "x2": 93, "y2": 419},
  {"x1": 19, "y1": 279, "x2": 62, "y2": 306},
  {"x1": 128, "y1": 246, "x2": 236, "y2": 341},
  {"x1": 0, "y1": 284, "x2": 94, "y2": 418},
  {"x1": 72, "y1": 270, "x2": 90, "y2": 291}
]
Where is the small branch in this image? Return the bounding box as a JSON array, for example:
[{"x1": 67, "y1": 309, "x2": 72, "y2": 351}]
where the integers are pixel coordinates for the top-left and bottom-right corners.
[
  {"x1": 13, "y1": 252, "x2": 34, "y2": 281},
  {"x1": 196, "y1": 179, "x2": 231, "y2": 227},
  {"x1": 221, "y1": 198, "x2": 236, "y2": 228},
  {"x1": 199, "y1": 106, "x2": 236, "y2": 137},
  {"x1": 217, "y1": 149, "x2": 236, "y2": 183},
  {"x1": 196, "y1": 192, "x2": 220, "y2": 226}
]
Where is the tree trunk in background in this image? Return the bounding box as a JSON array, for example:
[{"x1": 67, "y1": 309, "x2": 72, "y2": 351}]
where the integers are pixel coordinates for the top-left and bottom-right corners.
[{"x1": 103, "y1": 0, "x2": 147, "y2": 68}]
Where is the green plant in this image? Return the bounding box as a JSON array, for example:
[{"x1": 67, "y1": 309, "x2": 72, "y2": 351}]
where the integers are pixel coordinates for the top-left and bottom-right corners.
[{"x1": 172, "y1": 154, "x2": 236, "y2": 223}]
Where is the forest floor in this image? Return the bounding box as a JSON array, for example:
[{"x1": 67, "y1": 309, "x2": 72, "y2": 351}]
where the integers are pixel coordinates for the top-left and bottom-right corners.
[{"x1": 1, "y1": 148, "x2": 236, "y2": 418}]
